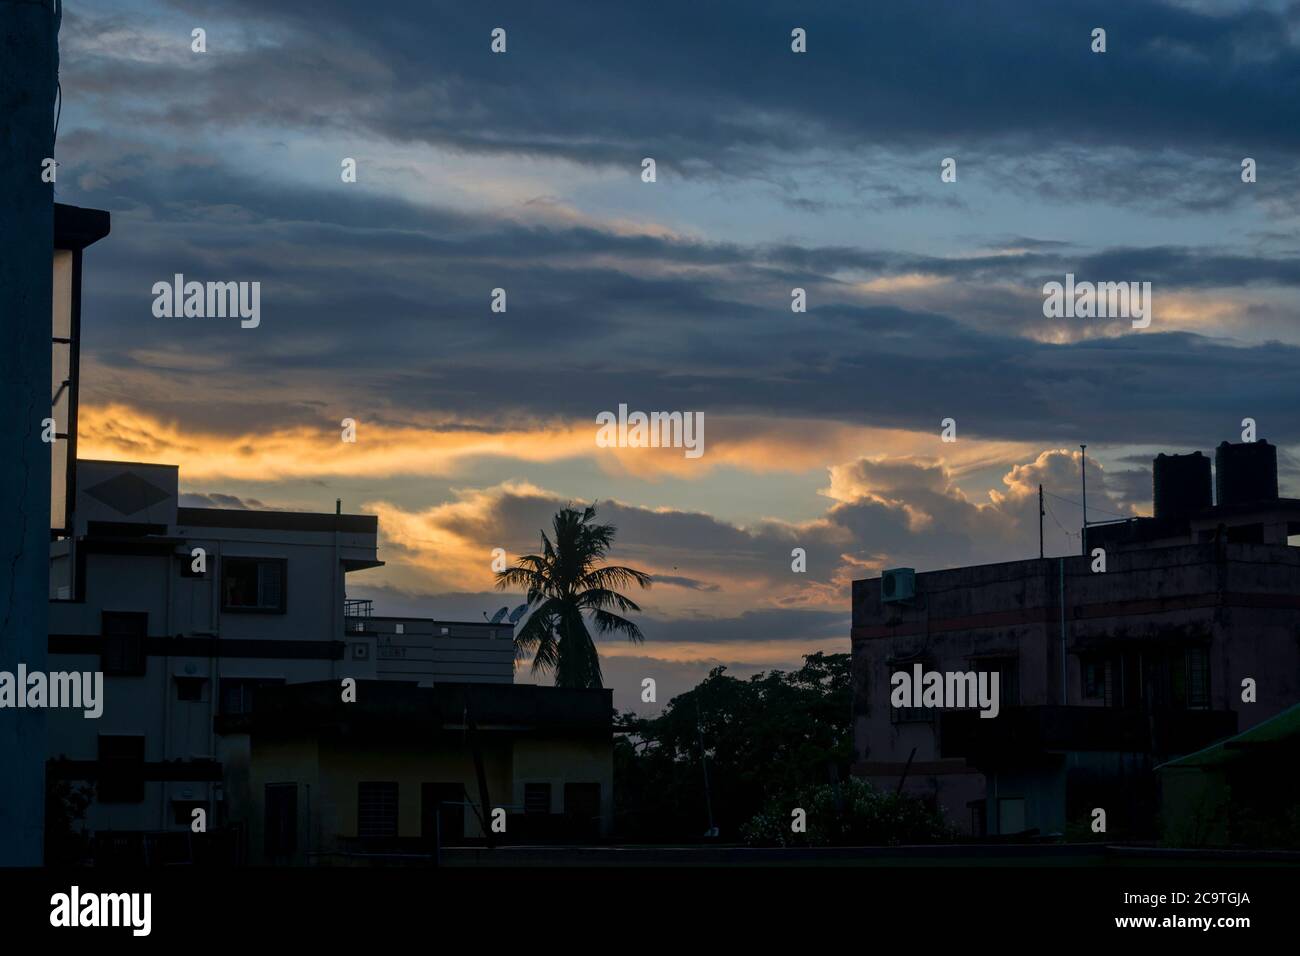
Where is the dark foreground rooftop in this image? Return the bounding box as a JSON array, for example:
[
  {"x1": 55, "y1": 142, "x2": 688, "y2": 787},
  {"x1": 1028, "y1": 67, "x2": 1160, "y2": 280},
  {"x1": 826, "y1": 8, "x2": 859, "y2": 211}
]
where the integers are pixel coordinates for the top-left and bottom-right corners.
[{"x1": 215, "y1": 680, "x2": 613, "y2": 738}]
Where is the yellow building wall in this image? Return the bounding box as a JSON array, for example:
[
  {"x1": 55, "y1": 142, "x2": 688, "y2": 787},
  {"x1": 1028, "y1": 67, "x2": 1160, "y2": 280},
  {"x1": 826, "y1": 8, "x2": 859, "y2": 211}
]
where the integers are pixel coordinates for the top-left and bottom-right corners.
[
  {"x1": 512, "y1": 735, "x2": 614, "y2": 833},
  {"x1": 319, "y1": 739, "x2": 513, "y2": 842},
  {"x1": 240, "y1": 730, "x2": 615, "y2": 860},
  {"x1": 245, "y1": 737, "x2": 321, "y2": 864}
]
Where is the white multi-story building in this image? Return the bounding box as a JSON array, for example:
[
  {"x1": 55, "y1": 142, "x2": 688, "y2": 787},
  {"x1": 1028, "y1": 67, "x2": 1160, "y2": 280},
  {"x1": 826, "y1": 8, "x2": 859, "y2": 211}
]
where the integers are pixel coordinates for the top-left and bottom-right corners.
[
  {"x1": 39, "y1": 205, "x2": 611, "y2": 862},
  {"x1": 47, "y1": 458, "x2": 515, "y2": 843}
]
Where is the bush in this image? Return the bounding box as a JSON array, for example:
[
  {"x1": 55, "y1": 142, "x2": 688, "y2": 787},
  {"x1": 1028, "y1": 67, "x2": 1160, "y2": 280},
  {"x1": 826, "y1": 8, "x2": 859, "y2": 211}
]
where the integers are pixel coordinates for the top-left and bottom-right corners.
[
  {"x1": 45, "y1": 776, "x2": 94, "y2": 866},
  {"x1": 741, "y1": 777, "x2": 955, "y2": 847}
]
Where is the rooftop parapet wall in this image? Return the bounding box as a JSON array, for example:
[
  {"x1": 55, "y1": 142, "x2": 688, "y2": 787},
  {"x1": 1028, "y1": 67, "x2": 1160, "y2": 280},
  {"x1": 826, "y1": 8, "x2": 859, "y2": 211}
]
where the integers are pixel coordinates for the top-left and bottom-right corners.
[
  {"x1": 216, "y1": 680, "x2": 613, "y2": 737},
  {"x1": 853, "y1": 544, "x2": 1300, "y2": 635}
]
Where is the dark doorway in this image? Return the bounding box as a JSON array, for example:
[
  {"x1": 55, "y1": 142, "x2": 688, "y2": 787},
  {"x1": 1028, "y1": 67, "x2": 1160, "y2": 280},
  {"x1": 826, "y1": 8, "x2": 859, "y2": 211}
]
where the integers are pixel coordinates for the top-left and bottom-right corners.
[
  {"x1": 422, "y1": 783, "x2": 464, "y2": 847},
  {"x1": 264, "y1": 783, "x2": 297, "y2": 861},
  {"x1": 563, "y1": 782, "x2": 601, "y2": 841}
]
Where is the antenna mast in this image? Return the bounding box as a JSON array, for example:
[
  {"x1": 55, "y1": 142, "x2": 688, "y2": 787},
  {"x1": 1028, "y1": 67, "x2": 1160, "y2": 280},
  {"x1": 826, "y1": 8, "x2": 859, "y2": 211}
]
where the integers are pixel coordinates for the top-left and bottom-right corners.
[
  {"x1": 1039, "y1": 484, "x2": 1045, "y2": 559},
  {"x1": 1080, "y1": 444, "x2": 1088, "y2": 556}
]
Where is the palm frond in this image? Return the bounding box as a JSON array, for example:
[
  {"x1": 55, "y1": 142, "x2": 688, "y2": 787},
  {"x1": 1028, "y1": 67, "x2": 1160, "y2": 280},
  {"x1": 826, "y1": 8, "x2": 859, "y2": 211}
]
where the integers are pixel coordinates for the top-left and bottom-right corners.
[
  {"x1": 576, "y1": 587, "x2": 642, "y2": 615},
  {"x1": 512, "y1": 598, "x2": 560, "y2": 655},
  {"x1": 577, "y1": 565, "x2": 652, "y2": 593},
  {"x1": 496, "y1": 504, "x2": 648, "y2": 688},
  {"x1": 590, "y1": 608, "x2": 645, "y2": 643}
]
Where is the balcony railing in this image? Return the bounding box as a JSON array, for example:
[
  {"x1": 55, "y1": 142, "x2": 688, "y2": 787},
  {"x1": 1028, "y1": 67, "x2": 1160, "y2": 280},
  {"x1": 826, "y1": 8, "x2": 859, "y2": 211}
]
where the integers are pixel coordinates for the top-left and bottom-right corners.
[
  {"x1": 940, "y1": 705, "x2": 1238, "y2": 765},
  {"x1": 344, "y1": 597, "x2": 373, "y2": 634}
]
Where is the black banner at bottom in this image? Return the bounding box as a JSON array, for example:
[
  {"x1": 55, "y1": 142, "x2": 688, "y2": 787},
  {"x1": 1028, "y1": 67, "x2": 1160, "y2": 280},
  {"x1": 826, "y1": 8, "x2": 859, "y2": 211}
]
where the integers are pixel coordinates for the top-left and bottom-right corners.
[{"x1": 1, "y1": 861, "x2": 1295, "y2": 942}]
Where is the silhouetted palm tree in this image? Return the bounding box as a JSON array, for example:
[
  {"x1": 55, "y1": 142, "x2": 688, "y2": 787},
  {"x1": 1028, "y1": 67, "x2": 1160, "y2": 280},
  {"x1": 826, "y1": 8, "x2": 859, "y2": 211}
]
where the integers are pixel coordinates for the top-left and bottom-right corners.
[{"x1": 496, "y1": 504, "x2": 651, "y2": 688}]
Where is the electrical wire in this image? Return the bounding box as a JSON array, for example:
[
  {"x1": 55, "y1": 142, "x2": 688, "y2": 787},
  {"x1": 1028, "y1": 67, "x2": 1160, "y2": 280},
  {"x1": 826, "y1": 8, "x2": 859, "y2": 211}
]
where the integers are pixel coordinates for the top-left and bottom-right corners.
[
  {"x1": 1042, "y1": 489, "x2": 1131, "y2": 520},
  {"x1": 1043, "y1": 500, "x2": 1079, "y2": 540}
]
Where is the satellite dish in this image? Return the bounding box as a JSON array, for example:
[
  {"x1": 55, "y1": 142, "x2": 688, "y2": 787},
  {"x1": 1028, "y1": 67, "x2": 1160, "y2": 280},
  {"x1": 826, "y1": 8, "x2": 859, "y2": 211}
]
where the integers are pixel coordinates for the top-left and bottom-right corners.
[
  {"x1": 508, "y1": 604, "x2": 527, "y2": 624},
  {"x1": 489, "y1": 606, "x2": 509, "y2": 624}
]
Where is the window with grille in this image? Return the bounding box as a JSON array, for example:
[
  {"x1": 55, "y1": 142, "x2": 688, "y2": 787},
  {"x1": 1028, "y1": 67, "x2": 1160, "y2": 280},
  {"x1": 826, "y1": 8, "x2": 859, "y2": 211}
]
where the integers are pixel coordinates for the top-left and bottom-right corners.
[
  {"x1": 1186, "y1": 647, "x2": 1210, "y2": 710},
  {"x1": 101, "y1": 611, "x2": 147, "y2": 677},
  {"x1": 889, "y1": 656, "x2": 936, "y2": 723},
  {"x1": 358, "y1": 782, "x2": 399, "y2": 839},
  {"x1": 981, "y1": 657, "x2": 1020, "y2": 710},
  {"x1": 218, "y1": 677, "x2": 285, "y2": 716},
  {"x1": 891, "y1": 704, "x2": 936, "y2": 724},
  {"x1": 524, "y1": 782, "x2": 552, "y2": 815},
  {"x1": 1081, "y1": 657, "x2": 1105, "y2": 700},
  {"x1": 221, "y1": 557, "x2": 287, "y2": 612}
]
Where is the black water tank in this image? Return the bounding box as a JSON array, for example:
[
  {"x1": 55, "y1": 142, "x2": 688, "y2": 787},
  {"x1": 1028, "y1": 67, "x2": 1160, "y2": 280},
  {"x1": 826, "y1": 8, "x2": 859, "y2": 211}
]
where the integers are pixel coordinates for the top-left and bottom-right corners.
[
  {"x1": 1153, "y1": 452, "x2": 1212, "y2": 521},
  {"x1": 1215, "y1": 440, "x2": 1278, "y2": 507}
]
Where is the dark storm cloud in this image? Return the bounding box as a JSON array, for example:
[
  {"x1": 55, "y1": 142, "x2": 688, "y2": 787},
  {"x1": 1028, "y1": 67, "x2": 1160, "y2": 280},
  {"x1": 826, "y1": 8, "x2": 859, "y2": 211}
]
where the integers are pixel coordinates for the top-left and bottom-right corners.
[
  {"x1": 61, "y1": 149, "x2": 1300, "y2": 448},
  {"x1": 632, "y1": 609, "x2": 850, "y2": 645},
  {"x1": 649, "y1": 575, "x2": 723, "y2": 593},
  {"x1": 62, "y1": 141, "x2": 1300, "y2": 293},
  {"x1": 131, "y1": 1, "x2": 1299, "y2": 155},
  {"x1": 178, "y1": 491, "x2": 277, "y2": 509},
  {"x1": 1075, "y1": 246, "x2": 1300, "y2": 288},
  {"x1": 1103, "y1": 469, "x2": 1156, "y2": 509},
  {"x1": 56, "y1": 0, "x2": 1300, "y2": 214}
]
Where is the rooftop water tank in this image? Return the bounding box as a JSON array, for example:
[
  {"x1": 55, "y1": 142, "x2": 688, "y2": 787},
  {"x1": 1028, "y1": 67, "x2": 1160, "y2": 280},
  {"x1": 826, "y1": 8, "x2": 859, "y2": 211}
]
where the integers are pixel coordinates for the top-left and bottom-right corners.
[
  {"x1": 1152, "y1": 451, "x2": 1212, "y2": 522},
  {"x1": 1215, "y1": 440, "x2": 1278, "y2": 507}
]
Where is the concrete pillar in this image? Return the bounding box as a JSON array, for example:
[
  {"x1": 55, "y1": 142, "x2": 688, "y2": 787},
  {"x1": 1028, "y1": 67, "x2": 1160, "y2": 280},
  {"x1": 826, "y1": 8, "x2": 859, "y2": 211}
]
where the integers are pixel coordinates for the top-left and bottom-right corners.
[{"x1": 0, "y1": 0, "x2": 59, "y2": 866}]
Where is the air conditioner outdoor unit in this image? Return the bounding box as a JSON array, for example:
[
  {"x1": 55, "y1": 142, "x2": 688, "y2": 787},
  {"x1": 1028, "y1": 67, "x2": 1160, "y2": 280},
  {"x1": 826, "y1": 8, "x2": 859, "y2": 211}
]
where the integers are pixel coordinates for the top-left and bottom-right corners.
[{"x1": 881, "y1": 567, "x2": 915, "y2": 603}]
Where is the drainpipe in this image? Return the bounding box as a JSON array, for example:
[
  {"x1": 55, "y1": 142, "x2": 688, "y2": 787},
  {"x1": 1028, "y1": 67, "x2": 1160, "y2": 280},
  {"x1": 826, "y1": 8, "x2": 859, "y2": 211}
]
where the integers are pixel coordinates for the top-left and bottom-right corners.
[{"x1": 0, "y1": 0, "x2": 60, "y2": 866}]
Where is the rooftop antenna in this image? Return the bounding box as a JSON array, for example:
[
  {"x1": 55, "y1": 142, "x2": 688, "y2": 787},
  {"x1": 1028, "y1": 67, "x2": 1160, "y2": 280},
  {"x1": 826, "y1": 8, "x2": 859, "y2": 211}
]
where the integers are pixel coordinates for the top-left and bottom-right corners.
[
  {"x1": 1038, "y1": 484, "x2": 1044, "y2": 559},
  {"x1": 1080, "y1": 444, "x2": 1088, "y2": 556}
]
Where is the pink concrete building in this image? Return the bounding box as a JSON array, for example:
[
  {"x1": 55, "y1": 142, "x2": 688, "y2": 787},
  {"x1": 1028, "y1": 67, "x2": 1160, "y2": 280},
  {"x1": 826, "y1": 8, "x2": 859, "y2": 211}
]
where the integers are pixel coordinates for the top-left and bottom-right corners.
[{"x1": 852, "y1": 441, "x2": 1300, "y2": 839}]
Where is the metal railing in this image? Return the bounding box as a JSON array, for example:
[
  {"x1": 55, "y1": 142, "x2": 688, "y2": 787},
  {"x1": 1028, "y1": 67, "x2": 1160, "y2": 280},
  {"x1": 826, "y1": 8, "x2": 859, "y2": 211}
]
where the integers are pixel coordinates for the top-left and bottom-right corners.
[{"x1": 344, "y1": 597, "x2": 373, "y2": 634}]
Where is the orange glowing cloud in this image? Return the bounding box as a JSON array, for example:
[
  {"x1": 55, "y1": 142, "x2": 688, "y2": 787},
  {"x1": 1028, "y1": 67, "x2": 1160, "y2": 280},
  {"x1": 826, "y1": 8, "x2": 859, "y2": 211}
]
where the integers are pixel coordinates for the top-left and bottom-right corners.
[
  {"x1": 78, "y1": 402, "x2": 1107, "y2": 623},
  {"x1": 77, "y1": 402, "x2": 1039, "y2": 484},
  {"x1": 77, "y1": 403, "x2": 596, "y2": 481}
]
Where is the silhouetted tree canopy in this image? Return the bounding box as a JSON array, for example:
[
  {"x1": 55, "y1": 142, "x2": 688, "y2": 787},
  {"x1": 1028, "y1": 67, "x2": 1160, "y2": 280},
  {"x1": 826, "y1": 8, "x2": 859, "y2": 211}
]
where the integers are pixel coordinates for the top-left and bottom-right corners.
[{"x1": 613, "y1": 651, "x2": 853, "y2": 841}]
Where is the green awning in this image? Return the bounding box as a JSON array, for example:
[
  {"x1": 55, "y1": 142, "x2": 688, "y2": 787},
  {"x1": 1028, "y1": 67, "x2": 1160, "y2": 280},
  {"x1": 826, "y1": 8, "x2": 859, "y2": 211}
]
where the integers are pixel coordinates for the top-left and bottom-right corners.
[{"x1": 1155, "y1": 702, "x2": 1300, "y2": 771}]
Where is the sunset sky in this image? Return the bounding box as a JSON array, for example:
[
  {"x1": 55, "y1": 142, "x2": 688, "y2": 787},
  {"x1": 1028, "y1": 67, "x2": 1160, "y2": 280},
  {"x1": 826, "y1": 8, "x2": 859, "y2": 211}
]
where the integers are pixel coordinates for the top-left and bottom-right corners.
[{"x1": 53, "y1": 0, "x2": 1300, "y2": 710}]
